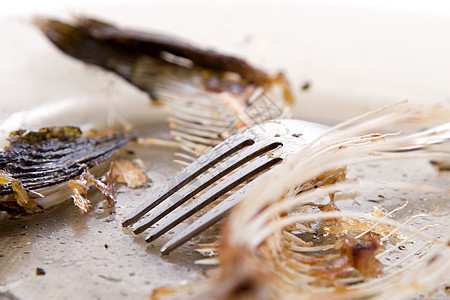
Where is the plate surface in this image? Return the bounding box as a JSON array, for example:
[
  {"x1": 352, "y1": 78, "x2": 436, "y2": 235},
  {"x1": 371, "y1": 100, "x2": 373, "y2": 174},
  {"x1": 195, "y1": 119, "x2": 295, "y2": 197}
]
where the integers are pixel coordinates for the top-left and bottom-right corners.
[{"x1": 1, "y1": 1, "x2": 449, "y2": 299}]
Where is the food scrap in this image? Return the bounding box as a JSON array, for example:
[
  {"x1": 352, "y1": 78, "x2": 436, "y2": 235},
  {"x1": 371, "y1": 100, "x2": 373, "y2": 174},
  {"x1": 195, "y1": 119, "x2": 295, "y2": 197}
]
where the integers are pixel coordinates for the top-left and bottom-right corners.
[
  {"x1": 36, "y1": 267, "x2": 46, "y2": 276},
  {"x1": 0, "y1": 126, "x2": 129, "y2": 214},
  {"x1": 431, "y1": 159, "x2": 450, "y2": 171},
  {"x1": 110, "y1": 159, "x2": 149, "y2": 188},
  {"x1": 310, "y1": 234, "x2": 383, "y2": 281},
  {"x1": 68, "y1": 167, "x2": 116, "y2": 214},
  {"x1": 149, "y1": 105, "x2": 450, "y2": 300},
  {"x1": 36, "y1": 17, "x2": 294, "y2": 156}
]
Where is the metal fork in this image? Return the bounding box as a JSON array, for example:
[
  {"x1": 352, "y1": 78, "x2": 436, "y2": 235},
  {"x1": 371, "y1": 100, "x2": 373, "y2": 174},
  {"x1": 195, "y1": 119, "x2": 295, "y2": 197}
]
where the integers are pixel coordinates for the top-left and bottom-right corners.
[{"x1": 122, "y1": 119, "x2": 330, "y2": 254}]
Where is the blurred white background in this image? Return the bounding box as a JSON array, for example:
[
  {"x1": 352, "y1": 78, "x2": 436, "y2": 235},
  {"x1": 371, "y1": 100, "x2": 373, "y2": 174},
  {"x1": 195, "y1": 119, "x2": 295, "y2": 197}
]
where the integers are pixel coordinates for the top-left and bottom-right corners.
[
  {"x1": 2, "y1": 0, "x2": 450, "y2": 18},
  {"x1": 1, "y1": 0, "x2": 450, "y2": 134}
]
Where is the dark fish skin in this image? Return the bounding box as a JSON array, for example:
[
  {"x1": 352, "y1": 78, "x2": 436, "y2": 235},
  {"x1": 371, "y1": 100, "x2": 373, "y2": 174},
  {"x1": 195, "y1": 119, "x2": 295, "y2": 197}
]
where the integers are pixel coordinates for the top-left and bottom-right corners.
[
  {"x1": 35, "y1": 17, "x2": 294, "y2": 105},
  {"x1": 34, "y1": 17, "x2": 295, "y2": 157},
  {"x1": 0, "y1": 127, "x2": 129, "y2": 196},
  {"x1": 35, "y1": 18, "x2": 273, "y2": 96}
]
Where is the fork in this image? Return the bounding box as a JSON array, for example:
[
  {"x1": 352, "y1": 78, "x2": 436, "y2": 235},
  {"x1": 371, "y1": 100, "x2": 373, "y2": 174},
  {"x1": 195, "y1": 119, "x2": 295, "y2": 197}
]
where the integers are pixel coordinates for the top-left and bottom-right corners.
[{"x1": 122, "y1": 119, "x2": 330, "y2": 254}]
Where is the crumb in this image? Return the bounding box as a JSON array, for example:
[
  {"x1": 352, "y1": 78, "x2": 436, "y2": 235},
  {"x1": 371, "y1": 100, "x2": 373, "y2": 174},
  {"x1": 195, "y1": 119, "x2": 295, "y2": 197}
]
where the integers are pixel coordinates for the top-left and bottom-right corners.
[
  {"x1": 36, "y1": 267, "x2": 46, "y2": 276},
  {"x1": 300, "y1": 81, "x2": 311, "y2": 91}
]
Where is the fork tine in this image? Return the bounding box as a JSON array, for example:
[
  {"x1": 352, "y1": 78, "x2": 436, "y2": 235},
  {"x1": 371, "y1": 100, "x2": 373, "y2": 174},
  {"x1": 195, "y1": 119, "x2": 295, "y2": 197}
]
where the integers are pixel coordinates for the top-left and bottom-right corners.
[
  {"x1": 159, "y1": 179, "x2": 259, "y2": 254},
  {"x1": 122, "y1": 135, "x2": 253, "y2": 227},
  {"x1": 144, "y1": 155, "x2": 282, "y2": 242},
  {"x1": 132, "y1": 141, "x2": 282, "y2": 234}
]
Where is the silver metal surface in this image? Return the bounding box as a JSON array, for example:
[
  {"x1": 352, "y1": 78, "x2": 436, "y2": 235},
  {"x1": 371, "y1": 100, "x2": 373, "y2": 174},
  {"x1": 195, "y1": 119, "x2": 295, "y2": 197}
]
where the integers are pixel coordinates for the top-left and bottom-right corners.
[{"x1": 123, "y1": 119, "x2": 330, "y2": 254}]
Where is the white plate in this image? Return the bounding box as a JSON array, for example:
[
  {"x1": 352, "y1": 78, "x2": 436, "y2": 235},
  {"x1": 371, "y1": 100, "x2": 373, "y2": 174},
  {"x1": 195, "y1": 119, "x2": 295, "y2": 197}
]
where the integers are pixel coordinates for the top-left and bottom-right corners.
[{"x1": 1, "y1": 2, "x2": 449, "y2": 299}]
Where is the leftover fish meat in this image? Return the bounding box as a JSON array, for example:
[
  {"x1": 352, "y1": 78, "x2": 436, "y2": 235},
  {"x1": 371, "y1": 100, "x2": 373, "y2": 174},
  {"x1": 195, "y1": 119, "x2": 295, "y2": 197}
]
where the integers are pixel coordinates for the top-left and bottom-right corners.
[
  {"x1": 0, "y1": 126, "x2": 129, "y2": 214},
  {"x1": 36, "y1": 17, "x2": 294, "y2": 155},
  {"x1": 150, "y1": 105, "x2": 450, "y2": 300}
]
